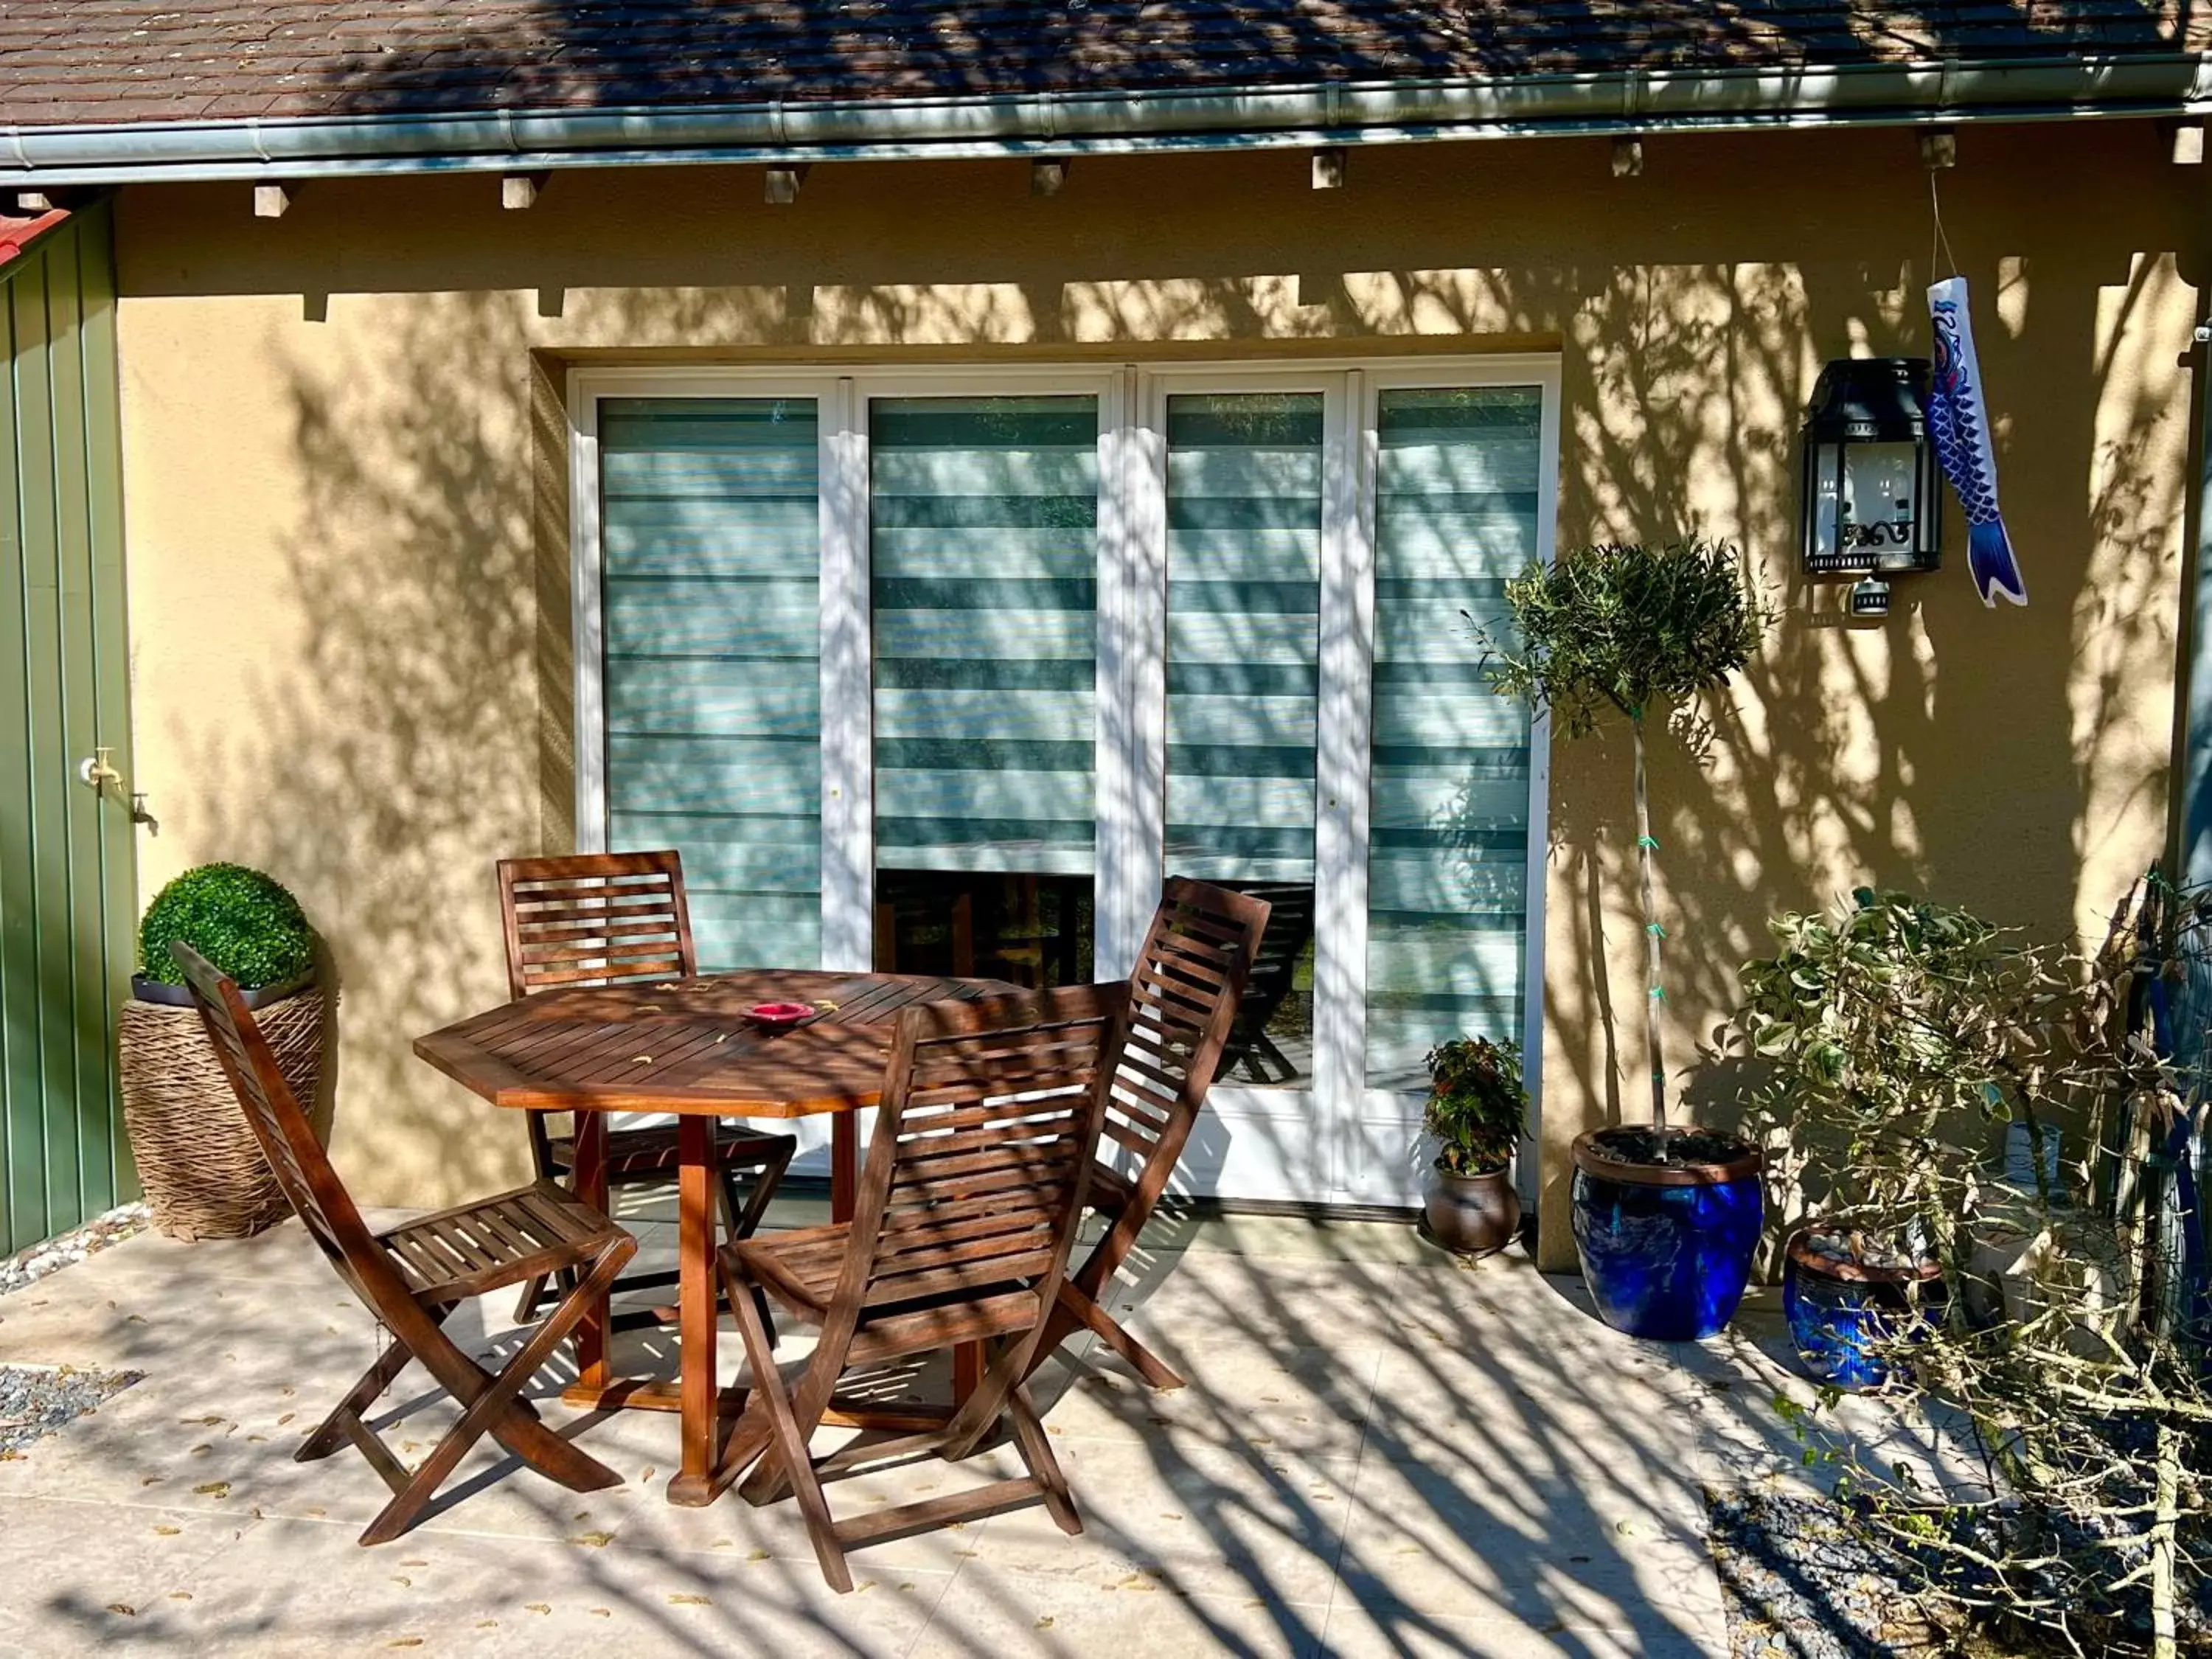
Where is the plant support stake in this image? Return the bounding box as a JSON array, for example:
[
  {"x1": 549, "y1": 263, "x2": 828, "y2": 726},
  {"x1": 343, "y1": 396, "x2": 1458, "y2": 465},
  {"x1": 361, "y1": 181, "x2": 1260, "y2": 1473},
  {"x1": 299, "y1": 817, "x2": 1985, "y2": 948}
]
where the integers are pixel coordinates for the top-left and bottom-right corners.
[{"x1": 1631, "y1": 709, "x2": 1668, "y2": 1131}]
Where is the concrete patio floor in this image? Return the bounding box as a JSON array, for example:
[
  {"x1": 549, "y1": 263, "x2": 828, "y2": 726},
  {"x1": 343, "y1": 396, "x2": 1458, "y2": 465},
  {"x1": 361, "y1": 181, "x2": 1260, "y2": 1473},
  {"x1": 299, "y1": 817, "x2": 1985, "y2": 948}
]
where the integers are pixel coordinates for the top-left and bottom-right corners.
[{"x1": 0, "y1": 1200, "x2": 1891, "y2": 1658}]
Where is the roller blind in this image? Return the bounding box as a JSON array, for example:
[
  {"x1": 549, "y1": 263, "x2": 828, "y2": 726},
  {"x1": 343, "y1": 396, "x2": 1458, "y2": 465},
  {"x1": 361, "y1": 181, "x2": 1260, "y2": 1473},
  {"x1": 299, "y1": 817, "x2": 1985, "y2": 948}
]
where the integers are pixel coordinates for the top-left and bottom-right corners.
[
  {"x1": 1162, "y1": 392, "x2": 1323, "y2": 883},
  {"x1": 1366, "y1": 386, "x2": 1540, "y2": 1089},
  {"x1": 599, "y1": 397, "x2": 823, "y2": 971},
  {"x1": 871, "y1": 395, "x2": 1100, "y2": 874}
]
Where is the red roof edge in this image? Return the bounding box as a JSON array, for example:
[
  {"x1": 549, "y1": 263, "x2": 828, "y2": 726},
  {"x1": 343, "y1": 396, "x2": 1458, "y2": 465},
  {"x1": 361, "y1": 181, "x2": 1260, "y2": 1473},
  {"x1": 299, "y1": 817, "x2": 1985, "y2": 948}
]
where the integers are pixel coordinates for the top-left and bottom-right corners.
[{"x1": 0, "y1": 208, "x2": 70, "y2": 273}]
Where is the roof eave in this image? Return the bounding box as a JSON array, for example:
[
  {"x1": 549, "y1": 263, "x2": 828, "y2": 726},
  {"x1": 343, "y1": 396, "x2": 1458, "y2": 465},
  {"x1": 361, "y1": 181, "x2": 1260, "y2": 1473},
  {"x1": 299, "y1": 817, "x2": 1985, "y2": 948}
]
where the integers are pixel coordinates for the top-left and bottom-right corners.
[{"x1": 3, "y1": 53, "x2": 2208, "y2": 186}]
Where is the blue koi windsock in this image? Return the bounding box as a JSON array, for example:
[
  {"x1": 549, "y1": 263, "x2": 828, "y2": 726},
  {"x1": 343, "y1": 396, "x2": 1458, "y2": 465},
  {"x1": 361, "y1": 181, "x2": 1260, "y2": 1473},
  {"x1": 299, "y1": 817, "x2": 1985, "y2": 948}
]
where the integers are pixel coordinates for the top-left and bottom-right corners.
[{"x1": 1926, "y1": 276, "x2": 2026, "y2": 608}]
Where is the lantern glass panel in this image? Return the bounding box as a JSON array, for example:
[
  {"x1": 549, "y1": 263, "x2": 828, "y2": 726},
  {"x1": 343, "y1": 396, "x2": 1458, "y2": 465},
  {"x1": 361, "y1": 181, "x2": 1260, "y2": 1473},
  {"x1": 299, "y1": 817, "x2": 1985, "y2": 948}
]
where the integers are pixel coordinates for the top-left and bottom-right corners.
[
  {"x1": 1809, "y1": 442, "x2": 1844, "y2": 563},
  {"x1": 1840, "y1": 441, "x2": 1919, "y2": 558}
]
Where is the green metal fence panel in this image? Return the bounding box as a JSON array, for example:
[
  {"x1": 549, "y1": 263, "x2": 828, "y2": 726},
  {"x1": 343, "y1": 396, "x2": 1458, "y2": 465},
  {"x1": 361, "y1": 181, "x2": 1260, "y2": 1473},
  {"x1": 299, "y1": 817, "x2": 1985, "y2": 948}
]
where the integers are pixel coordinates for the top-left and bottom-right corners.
[{"x1": 0, "y1": 200, "x2": 139, "y2": 1256}]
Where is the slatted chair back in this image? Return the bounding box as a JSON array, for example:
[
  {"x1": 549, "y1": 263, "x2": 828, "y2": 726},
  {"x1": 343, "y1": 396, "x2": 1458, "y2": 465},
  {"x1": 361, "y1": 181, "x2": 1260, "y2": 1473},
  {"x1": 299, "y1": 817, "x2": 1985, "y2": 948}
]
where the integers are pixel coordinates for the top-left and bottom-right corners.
[
  {"x1": 1220, "y1": 880, "x2": 1310, "y2": 1079},
  {"x1": 745, "y1": 987, "x2": 1123, "y2": 1464},
  {"x1": 832, "y1": 984, "x2": 1127, "y2": 1347},
  {"x1": 171, "y1": 943, "x2": 417, "y2": 1317},
  {"x1": 496, "y1": 850, "x2": 696, "y2": 1000},
  {"x1": 1109, "y1": 878, "x2": 1271, "y2": 1190}
]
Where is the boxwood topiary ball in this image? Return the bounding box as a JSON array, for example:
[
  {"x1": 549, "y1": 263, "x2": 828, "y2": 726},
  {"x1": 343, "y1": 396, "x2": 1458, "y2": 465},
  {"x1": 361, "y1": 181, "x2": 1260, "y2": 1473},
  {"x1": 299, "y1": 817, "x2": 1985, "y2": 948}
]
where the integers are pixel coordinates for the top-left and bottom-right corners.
[{"x1": 139, "y1": 863, "x2": 315, "y2": 990}]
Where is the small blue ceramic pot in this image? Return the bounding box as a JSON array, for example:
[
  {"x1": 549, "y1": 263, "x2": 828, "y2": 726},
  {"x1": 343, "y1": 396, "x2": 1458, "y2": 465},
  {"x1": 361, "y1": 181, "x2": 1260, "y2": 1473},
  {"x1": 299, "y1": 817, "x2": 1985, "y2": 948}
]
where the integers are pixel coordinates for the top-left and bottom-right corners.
[
  {"x1": 1782, "y1": 1231, "x2": 1944, "y2": 1389},
  {"x1": 1570, "y1": 1127, "x2": 1764, "y2": 1341}
]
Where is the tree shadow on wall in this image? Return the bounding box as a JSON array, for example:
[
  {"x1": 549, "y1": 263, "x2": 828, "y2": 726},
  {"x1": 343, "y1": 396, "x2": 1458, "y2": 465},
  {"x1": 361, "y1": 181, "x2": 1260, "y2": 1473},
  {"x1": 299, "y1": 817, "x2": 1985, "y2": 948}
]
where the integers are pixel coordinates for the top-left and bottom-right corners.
[{"x1": 173, "y1": 291, "x2": 546, "y2": 1205}]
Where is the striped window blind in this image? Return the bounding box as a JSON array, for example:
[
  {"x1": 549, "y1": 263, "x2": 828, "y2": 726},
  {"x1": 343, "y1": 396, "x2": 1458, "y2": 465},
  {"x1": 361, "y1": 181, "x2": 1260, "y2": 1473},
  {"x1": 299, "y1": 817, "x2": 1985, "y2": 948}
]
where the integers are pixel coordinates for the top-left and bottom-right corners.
[
  {"x1": 1366, "y1": 386, "x2": 1540, "y2": 1089},
  {"x1": 871, "y1": 395, "x2": 1100, "y2": 874},
  {"x1": 1162, "y1": 392, "x2": 1323, "y2": 884},
  {"x1": 598, "y1": 397, "x2": 823, "y2": 971}
]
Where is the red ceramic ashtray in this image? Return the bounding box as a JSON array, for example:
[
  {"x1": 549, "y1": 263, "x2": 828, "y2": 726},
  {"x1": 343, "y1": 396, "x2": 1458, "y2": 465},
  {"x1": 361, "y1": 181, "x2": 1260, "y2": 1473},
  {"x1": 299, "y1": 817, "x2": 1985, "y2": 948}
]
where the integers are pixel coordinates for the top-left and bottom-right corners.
[{"x1": 747, "y1": 1002, "x2": 814, "y2": 1029}]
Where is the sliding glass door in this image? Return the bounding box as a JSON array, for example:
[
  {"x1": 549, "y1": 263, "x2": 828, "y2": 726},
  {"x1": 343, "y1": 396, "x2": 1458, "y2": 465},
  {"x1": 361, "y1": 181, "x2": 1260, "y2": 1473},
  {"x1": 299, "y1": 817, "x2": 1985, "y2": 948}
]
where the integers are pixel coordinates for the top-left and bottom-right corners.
[
  {"x1": 595, "y1": 394, "x2": 825, "y2": 971},
  {"x1": 575, "y1": 360, "x2": 1555, "y2": 1208},
  {"x1": 869, "y1": 392, "x2": 1102, "y2": 992}
]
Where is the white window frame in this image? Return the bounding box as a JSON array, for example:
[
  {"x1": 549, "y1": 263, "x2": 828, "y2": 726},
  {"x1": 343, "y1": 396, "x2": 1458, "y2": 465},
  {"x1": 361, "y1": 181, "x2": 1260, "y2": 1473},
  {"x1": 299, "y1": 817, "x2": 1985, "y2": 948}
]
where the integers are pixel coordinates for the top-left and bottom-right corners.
[
  {"x1": 1358, "y1": 357, "x2": 1560, "y2": 1208},
  {"x1": 567, "y1": 354, "x2": 1559, "y2": 1207}
]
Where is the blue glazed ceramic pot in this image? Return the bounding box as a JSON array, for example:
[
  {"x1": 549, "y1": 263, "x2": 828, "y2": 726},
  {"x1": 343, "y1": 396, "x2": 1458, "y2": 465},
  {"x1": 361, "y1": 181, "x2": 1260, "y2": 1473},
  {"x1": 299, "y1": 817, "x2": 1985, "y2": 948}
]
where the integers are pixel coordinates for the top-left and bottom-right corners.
[
  {"x1": 1782, "y1": 1231, "x2": 1944, "y2": 1388},
  {"x1": 1570, "y1": 1127, "x2": 1764, "y2": 1341}
]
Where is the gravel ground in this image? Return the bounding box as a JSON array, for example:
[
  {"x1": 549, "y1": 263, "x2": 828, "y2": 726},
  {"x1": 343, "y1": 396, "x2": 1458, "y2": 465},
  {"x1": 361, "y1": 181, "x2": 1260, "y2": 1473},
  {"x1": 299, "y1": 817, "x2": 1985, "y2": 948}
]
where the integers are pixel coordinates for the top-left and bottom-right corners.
[
  {"x1": 1710, "y1": 1485, "x2": 2212, "y2": 1658},
  {"x1": 1708, "y1": 1488, "x2": 1950, "y2": 1659},
  {"x1": 0, "y1": 1202, "x2": 150, "y2": 1298},
  {"x1": 0, "y1": 1365, "x2": 139, "y2": 1457},
  {"x1": 0, "y1": 1206, "x2": 152, "y2": 1456}
]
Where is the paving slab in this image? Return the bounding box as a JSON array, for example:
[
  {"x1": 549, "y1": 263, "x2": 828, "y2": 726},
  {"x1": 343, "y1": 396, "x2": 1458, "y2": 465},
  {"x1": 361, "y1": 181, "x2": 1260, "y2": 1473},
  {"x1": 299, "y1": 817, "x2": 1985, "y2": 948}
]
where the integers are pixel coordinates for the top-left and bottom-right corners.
[{"x1": 0, "y1": 1211, "x2": 1852, "y2": 1658}]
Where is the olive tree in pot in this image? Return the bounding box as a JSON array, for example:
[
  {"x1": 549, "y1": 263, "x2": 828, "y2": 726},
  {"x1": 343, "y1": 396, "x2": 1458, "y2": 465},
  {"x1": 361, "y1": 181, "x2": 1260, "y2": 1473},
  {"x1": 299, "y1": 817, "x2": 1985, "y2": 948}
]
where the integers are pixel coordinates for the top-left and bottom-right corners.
[
  {"x1": 1484, "y1": 539, "x2": 1769, "y2": 1339},
  {"x1": 119, "y1": 863, "x2": 324, "y2": 1239},
  {"x1": 1736, "y1": 890, "x2": 2064, "y2": 1388},
  {"x1": 1421, "y1": 1037, "x2": 1528, "y2": 1256}
]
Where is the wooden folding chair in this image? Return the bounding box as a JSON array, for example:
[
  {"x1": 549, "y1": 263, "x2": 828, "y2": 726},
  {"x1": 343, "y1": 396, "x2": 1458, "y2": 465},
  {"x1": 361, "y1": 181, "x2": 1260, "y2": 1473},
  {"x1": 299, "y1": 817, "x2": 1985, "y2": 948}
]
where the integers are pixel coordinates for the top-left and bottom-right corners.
[
  {"x1": 498, "y1": 851, "x2": 796, "y2": 1325},
  {"x1": 715, "y1": 985, "x2": 1129, "y2": 1593},
  {"x1": 172, "y1": 942, "x2": 638, "y2": 1547},
  {"x1": 1220, "y1": 880, "x2": 1310, "y2": 1083},
  {"x1": 1029, "y1": 877, "x2": 1271, "y2": 1392}
]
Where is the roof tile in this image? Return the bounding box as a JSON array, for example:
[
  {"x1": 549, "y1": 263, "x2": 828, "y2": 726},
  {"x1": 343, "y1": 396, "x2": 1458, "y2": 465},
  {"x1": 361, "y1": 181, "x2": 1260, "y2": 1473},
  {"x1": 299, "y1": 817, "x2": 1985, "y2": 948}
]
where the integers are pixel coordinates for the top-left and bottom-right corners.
[{"x1": 0, "y1": 1, "x2": 2191, "y2": 129}]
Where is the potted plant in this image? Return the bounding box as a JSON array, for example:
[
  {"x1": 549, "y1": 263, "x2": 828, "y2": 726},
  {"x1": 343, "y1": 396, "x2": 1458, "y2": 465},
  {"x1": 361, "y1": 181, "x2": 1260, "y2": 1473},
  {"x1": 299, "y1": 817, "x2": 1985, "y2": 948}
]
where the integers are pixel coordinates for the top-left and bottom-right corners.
[
  {"x1": 1736, "y1": 890, "x2": 2057, "y2": 1386},
  {"x1": 117, "y1": 863, "x2": 324, "y2": 1239},
  {"x1": 1420, "y1": 1036, "x2": 1528, "y2": 1256},
  {"x1": 1484, "y1": 539, "x2": 1769, "y2": 1339}
]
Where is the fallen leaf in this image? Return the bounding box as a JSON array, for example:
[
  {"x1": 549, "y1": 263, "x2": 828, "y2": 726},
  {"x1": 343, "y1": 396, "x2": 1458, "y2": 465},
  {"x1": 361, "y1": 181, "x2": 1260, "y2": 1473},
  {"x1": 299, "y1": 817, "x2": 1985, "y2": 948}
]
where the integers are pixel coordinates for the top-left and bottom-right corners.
[
  {"x1": 276, "y1": 1413, "x2": 295, "y2": 1426},
  {"x1": 153, "y1": 1526, "x2": 181, "y2": 1537},
  {"x1": 630, "y1": 1054, "x2": 654, "y2": 1066},
  {"x1": 392, "y1": 1576, "x2": 412, "y2": 1588},
  {"x1": 525, "y1": 1604, "x2": 551, "y2": 1615},
  {"x1": 386, "y1": 1641, "x2": 423, "y2": 1650},
  {"x1": 745, "y1": 1549, "x2": 770, "y2": 1562},
  {"x1": 167, "y1": 1593, "x2": 192, "y2": 1601},
  {"x1": 105, "y1": 1605, "x2": 136, "y2": 1618},
  {"x1": 192, "y1": 1481, "x2": 230, "y2": 1498},
  {"x1": 571, "y1": 1531, "x2": 615, "y2": 1549},
  {"x1": 589, "y1": 1608, "x2": 611, "y2": 1618},
  {"x1": 669, "y1": 1593, "x2": 709, "y2": 1607},
  {"x1": 1036, "y1": 1617, "x2": 1056, "y2": 1630}
]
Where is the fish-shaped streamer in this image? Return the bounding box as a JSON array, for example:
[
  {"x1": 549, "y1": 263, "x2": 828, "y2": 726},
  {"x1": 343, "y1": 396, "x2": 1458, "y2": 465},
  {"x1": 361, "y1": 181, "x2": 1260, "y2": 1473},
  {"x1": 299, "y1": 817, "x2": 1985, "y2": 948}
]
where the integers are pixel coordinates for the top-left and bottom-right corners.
[{"x1": 1927, "y1": 276, "x2": 2026, "y2": 607}]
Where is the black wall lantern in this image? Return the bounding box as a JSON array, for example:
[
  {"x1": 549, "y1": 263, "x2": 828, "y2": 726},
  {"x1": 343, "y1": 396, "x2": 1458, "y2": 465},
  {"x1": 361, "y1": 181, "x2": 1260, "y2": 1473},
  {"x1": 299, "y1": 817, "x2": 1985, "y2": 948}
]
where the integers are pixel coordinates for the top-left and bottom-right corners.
[{"x1": 1800, "y1": 357, "x2": 1942, "y2": 580}]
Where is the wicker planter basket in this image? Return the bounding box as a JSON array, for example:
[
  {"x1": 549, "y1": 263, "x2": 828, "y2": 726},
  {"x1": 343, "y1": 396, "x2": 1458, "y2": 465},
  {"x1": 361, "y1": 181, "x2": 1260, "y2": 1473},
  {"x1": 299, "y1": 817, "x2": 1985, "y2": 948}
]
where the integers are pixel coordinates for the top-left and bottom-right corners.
[{"x1": 118, "y1": 984, "x2": 327, "y2": 1240}]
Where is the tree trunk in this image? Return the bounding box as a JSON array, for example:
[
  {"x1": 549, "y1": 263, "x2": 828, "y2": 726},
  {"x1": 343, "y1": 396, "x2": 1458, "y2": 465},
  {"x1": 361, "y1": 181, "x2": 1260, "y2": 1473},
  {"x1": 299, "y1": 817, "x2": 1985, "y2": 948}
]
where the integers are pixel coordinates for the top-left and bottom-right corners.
[
  {"x1": 2151, "y1": 1418, "x2": 2179, "y2": 1659},
  {"x1": 1631, "y1": 712, "x2": 1669, "y2": 1134}
]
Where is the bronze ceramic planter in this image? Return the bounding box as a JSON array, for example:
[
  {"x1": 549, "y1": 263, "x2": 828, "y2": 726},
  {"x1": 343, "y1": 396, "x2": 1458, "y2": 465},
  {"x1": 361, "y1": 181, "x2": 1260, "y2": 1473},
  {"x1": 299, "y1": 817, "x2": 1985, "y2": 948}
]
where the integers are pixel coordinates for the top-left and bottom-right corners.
[{"x1": 1422, "y1": 1166, "x2": 1520, "y2": 1257}]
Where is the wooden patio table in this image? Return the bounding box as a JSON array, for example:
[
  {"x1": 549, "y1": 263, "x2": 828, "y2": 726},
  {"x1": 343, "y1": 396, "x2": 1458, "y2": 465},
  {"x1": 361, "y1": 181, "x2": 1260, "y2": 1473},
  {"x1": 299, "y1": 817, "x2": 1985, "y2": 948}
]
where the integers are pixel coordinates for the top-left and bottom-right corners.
[{"x1": 413, "y1": 967, "x2": 1016, "y2": 1506}]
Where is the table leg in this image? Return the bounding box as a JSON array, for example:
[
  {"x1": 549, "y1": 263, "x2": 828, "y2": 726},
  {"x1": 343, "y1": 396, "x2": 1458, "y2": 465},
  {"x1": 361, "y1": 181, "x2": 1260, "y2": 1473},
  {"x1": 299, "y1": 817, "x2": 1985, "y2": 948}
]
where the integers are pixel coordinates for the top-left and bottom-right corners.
[
  {"x1": 832, "y1": 1110, "x2": 858, "y2": 1224},
  {"x1": 570, "y1": 1111, "x2": 610, "y2": 1391},
  {"x1": 668, "y1": 1113, "x2": 720, "y2": 1508}
]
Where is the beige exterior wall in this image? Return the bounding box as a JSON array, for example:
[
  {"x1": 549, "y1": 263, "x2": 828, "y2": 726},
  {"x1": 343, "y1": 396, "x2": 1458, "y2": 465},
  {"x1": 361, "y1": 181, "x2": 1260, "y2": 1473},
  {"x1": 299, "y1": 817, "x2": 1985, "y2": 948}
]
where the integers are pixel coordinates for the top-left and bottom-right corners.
[{"x1": 113, "y1": 123, "x2": 2204, "y2": 1267}]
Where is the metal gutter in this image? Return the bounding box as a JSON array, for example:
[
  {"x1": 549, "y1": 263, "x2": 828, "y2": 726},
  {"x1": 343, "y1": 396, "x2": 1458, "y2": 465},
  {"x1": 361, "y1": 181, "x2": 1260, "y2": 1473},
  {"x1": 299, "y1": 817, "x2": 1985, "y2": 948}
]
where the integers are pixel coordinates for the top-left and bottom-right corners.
[{"x1": 3, "y1": 53, "x2": 2211, "y2": 185}]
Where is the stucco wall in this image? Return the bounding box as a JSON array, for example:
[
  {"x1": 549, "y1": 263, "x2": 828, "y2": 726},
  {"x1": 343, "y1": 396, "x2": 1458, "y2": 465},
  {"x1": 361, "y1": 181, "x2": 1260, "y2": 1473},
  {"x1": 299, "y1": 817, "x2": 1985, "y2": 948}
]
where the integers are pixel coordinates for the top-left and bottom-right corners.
[{"x1": 112, "y1": 124, "x2": 2204, "y2": 1267}]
